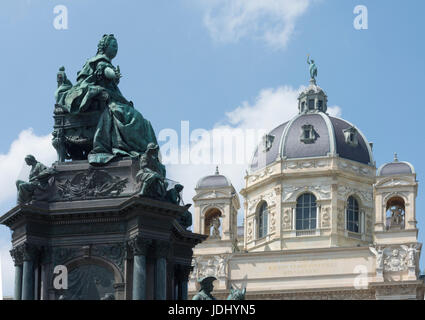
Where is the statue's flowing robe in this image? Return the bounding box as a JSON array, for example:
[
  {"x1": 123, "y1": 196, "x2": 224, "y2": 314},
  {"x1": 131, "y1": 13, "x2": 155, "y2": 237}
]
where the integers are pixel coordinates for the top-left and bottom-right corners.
[
  {"x1": 61, "y1": 54, "x2": 158, "y2": 165},
  {"x1": 136, "y1": 152, "x2": 167, "y2": 198}
]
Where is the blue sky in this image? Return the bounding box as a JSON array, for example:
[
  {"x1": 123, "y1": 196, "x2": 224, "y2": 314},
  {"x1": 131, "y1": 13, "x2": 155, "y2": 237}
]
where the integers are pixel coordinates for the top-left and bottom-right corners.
[{"x1": 0, "y1": 0, "x2": 424, "y2": 296}]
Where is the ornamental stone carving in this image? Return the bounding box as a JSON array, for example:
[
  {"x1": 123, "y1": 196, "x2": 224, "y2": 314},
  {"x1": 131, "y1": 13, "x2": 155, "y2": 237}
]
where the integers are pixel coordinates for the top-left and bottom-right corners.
[
  {"x1": 284, "y1": 159, "x2": 329, "y2": 170},
  {"x1": 247, "y1": 221, "x2": 253, "y2": 242},
  {"x1": 370, "y1": 244, "x2": 420, "y2": 274},
  {"x1": 247, "y1": 189, "x2": 278, "y2": 213},
  {"x1": 337, "y1": 185, "x2": 372, "y2": 204},
  {"x1": 338, "y1": 161, "x2": 371, "y2": 176},
  {"x1": 127, "y1": 236, "x2": 152, "y2": 256},
  {"x1": 321, "y1": 206, "x2": 331, "y2": 228},
  {"x1": 10, "y1": 246, "x2": 24, "y2": 266},
  {"x1": 270, "y1": 210, "x2": 276, "y2": 233},
  {"x1": 192, "y1": 254, "x2": 231, "y2": 279},
  {"x1": 337, "y1": 208, "x2": 344, "y2": 230},
  {"x1": 384, "y1": 248, "x2": 407, "y2": 272},
  {"x1": 56, "y1": 169, "x2": 128, "y2": 200},
  {"x1": 282, "y1": 209, "x2": 292, "y2": 230},
  {"x1": 250, "y1": 167, "x2": 274, "y2": 183},
  {"x1": 282, "y1": 185, "x2": 330, "y2": 201}
]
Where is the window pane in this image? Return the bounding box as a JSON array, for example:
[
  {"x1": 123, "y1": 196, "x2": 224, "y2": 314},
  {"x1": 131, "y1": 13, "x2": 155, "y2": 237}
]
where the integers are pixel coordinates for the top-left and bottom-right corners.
[{"x1": 296, "y1": 193, "x2": 317, "y2": 230}]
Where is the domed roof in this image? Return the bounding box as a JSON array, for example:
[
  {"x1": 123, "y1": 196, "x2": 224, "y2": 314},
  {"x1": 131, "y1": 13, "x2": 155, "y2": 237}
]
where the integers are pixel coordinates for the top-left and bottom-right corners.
[
  {"x1": 377, "y1": 154, "x2": 415, "y2": 176},
  {"x1": 249, "y1": 81, "x2": 373, "y2": 172},
  {"x1": 196, "y1": 167, "x2": 232, "y2": 189}
]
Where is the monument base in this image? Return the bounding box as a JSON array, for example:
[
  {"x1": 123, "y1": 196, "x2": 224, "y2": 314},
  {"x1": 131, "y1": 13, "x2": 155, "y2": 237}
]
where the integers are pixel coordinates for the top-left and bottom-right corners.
[{"x1": 1, "y1": 159, "x2": 206, "y2": 300}]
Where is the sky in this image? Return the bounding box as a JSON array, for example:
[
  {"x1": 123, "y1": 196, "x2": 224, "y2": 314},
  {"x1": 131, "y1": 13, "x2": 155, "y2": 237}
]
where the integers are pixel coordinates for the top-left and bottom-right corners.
[{"x1": 0, "y1": 0, "x2": 425, "y2": 297}]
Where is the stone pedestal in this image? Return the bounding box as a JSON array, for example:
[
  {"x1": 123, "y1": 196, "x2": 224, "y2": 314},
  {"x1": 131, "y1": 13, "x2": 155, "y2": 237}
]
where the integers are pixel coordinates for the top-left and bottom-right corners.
[{"x1": 0, "y1": 158, "x2": 206, "y2": 300}]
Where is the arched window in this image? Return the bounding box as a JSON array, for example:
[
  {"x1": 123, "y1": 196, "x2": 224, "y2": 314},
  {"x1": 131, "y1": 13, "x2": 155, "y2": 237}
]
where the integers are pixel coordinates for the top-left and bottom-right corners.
[
  {"x1": 258, "y1": 202, "x2": 268, "y2": 238},
  {"x1": 347, "y1": 196, "x2": 360, "y2": 233},
  {"x1": 296, "y1": 193, "x2": 317, "y2": 230}
]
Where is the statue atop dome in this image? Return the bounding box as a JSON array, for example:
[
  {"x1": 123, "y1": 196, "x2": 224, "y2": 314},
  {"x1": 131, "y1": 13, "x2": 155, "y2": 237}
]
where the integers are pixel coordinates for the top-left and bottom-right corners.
[{"x1": 307, "y1": 54, "x2": 318, "y2": 81}]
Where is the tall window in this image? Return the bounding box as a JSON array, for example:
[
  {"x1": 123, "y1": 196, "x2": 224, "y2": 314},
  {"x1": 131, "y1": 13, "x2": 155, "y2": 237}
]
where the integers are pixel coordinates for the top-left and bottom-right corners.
[
  {"x1": 347, "y1": 196, "x2": 360, "y2": 233},
  {"x1": 296, "y1": 193, "x2": 317, "y2": 230},
  {"x1": 258, "y1": 202, "x2": 268, "y2": 238}
]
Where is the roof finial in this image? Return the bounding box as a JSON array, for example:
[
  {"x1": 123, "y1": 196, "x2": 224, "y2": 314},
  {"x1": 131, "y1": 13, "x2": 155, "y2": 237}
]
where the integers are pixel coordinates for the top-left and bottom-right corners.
[
  {"x1": 215, "y1": 166, "x2": 219, "y2": 175},
  {"x1": 394, "y1": 153, "x2": 399, "y2": 162}
]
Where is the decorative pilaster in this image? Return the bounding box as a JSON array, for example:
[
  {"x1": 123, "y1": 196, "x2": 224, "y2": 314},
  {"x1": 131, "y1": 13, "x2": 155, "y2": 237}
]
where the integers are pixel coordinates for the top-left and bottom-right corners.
[
  {"x1": 128, "y1": 236, "x2": 151, "y2": 300},
  {"x1": 154, "y1": 240, "x2": 169, "y2": 300},
  {"x1": 10, "y1": 246, "x2": 24, "y2": 300},
  {"x1": 21, "y1": 243, "x2": 39, "y2": 300}
]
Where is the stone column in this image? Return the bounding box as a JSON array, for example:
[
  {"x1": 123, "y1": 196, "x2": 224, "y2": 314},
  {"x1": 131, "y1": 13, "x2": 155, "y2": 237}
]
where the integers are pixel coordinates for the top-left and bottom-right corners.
[
  {"x1": 39, "y1": 247, "x2": 51, "y2": 301},
  {"x1": 180, "y1": 266, "x2": 191, "y2": 300},
  {"x1": 128, "y1": 236, "x2": 151, "y2": 300},
  {"x1": 22, "y1": 243, "x2": 38, "y2": 300},
  {"x1": 10, "y1": 246, "x2": 24, "y2": 300},
  {"x1": 154, "y1": 241, "x2": 169, "y2": 300}
]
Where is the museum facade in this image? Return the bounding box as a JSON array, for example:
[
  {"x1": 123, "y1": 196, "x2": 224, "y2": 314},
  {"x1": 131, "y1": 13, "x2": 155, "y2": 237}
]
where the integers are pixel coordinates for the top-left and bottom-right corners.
[{"x1": 188, "y1": 78, "x2": 423, "y2": 300}]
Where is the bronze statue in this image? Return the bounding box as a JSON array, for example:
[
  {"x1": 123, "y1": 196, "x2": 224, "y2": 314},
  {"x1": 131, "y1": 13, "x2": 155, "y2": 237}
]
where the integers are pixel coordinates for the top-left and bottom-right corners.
[
  {"x1": 53, "y1": 34, "x2": 158, "y2": 164},
  {"x1": 226, "y1": 286, "x2": 246, "y2": 300},
  {"x1": 16, "y1": 155, "x2": 55, "y2": 204},
  {"x1": 192, "y1": 276, "x2": 217, "y2": 300},
  {"x1": 136, "y1": 143, "x2": 167, "y2": 199},
  {"x1": 307, "y1": 54, "x2": 318, "y2": 80}
]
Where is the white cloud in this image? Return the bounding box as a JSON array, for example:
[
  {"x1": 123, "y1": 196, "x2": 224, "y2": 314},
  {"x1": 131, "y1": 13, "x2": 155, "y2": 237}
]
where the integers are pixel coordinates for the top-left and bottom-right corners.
[
  {"x1": 0, "y1": 239, "x2": 14, "y2": 298},
  {"x1": 199, "y1": 0, "x2": 313, "y2": 49},
  {"x1": 165, "y1": 84, "x2": 341, "y2": 225},
  {"x1": 0, "y1": 129, "x2": 56, "y2": 206}
]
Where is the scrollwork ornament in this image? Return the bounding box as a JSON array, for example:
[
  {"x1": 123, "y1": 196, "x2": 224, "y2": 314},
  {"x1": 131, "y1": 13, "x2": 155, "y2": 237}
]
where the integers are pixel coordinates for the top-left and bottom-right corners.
[
  {"x1": 10, "y1": 245, "x2": 24, "y2": 266},
  {"x1": 127, "y1": 236, "x2": 152, "y2": 256}
]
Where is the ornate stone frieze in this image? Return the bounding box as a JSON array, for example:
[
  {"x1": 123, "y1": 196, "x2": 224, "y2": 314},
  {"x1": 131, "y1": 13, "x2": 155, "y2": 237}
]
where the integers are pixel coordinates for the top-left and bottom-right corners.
[
  {"x1": 369, "y1": 244, "x2": 420, "y2": 274},
  {"x1": 252, "y1": 289, "x2": 375, "y2": 300},
  {"x1": 337, "y1": 185, "x2": 372, "y2": 204},
  {"x1": 284, "y1": 159, "x2": 329, "y2": 170},
  {"x1": 190, "y1": 254, "x2": 231, "y2": 280},
  {"x1": 249, "y1": 167, "x2": 274, "y2": 183},
  {"x1": 282, "y1": 185, "x2": 331, "y2": 201},
  {"x1": 378, "y1": 179, "x2": 410, "y2": 188},
  {"x1": 338, "y1": 161, "x2": 371, "y2": 176},
  {"x1": 247, "y1": 189, "x2": 278, "y2": 213},
  {"x1": 56, "y1": 169, "x2": 128, "y2": 200}
]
